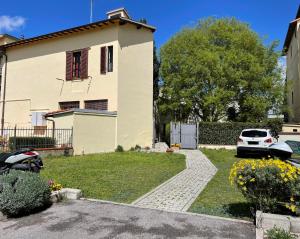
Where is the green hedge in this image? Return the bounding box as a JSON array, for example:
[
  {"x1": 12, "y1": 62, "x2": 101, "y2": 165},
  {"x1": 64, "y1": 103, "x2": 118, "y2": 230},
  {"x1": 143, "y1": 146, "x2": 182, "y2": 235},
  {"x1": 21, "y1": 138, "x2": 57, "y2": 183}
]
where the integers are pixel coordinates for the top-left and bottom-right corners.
[
  {"x1": 9, "y1": 137, "x2": 56, "y2": 150},
  {"x1": 198, "y1": 120, "x2": 283, "y2": 145}
]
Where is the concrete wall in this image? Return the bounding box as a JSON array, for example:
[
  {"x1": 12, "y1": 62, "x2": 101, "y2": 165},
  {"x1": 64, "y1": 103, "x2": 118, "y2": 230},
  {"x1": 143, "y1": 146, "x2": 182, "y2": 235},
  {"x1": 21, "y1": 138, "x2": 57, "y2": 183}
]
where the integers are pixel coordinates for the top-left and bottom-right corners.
[
  {"x1": 116, "y1": 24, "x2": 153, "y2": 149},
  {"x1": 72, "y1": 112, "x2": 117, "y2": 155},
  {"x1": 282, "y1": 124, "x2": 300, "y2": 133},
  {"x1": 2, "y1": 26, "x2": 119, "y2": 127},
  {"x1": 278, "y1": 133, "x2": 300, "y2": 143},
  {"x1": 287, "y1": 22, "x2": 300, "y2": 123}
]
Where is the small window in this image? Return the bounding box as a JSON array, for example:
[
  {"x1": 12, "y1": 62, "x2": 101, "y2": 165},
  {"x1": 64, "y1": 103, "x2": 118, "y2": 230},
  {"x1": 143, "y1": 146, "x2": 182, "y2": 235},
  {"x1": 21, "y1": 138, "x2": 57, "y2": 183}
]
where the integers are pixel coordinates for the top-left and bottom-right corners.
[
  {"x1": 31, "y1": 112, "x2": 47, "y2": 126},
  {"x1": 59, "y1": 101, "x2": 80, "y2": 110},
  {"x1": 107, "y1": 46, "x2": 113, "y2": 72},
  {"x1": 110, "y1": 13, "x2": 121, "y2": 19},
  {"x1": 292, "y1": 91, "x2": 294, "y2": 104},
  {"x1": 84, "y1": 100, "x2": 108, "y2": 111}
]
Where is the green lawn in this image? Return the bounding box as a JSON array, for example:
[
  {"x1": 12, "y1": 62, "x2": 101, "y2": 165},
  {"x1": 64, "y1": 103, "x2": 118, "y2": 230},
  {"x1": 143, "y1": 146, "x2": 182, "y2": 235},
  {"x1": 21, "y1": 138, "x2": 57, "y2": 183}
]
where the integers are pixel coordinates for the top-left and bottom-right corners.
[
  {"x1": 41, "y1": 152, "x2": 185, "y2": 203},
  {"x1": 189, "y1": 149, "x2": 252, "y2": 220}
]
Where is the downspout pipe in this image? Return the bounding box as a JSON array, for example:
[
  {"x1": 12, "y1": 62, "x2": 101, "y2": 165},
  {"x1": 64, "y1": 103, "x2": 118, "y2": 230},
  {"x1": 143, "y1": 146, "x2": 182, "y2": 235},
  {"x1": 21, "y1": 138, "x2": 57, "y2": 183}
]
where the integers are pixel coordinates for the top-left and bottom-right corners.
[
  {"x1": 0, "y1": 48, "x2": 7, "y2": 136},
  {"x1": 45, "y1": 117, "x2": 56, "y2": 139}
]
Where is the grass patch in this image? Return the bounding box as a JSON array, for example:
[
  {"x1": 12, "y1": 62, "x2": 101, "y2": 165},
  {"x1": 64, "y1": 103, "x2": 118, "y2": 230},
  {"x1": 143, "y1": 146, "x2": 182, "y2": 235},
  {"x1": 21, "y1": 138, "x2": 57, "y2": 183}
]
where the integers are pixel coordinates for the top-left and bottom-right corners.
[
  {"x1": 189, "y1": 149, "x2": 252, "y2": 220},
  {"x1": 41, "y1": 152, "x2": 185, "y2": 203}
]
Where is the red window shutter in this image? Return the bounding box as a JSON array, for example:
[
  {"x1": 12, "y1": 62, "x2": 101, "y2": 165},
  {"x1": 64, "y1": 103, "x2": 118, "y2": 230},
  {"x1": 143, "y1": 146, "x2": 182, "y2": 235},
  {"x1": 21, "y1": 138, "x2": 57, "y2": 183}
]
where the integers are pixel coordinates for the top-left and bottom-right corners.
[
  {"x1": 101, "y1": 47, "x2": 107, "y2": 74},
  {"x1": 80, "y1": 48, "x2": 89, "y2": 79},
  {"x1": 66, "y1": 51, "x2": 73, "y2": 81}
]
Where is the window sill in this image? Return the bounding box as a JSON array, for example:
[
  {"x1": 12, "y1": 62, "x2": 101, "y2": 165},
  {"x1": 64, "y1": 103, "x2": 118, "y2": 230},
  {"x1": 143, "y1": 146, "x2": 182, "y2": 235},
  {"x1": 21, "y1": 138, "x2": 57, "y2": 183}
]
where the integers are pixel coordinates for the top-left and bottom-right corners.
[{"x1": 68, "y1": 77, "x2": 88, "y2": 82}]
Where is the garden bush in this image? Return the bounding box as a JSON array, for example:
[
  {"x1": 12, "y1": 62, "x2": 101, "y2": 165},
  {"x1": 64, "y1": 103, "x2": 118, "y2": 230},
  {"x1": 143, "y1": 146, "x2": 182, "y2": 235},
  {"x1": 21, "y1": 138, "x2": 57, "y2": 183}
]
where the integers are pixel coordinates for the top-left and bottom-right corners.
[
  {"x1": 199, "y1": 119, "x2": 283, "y2": 145},
  {"x1": 0, "y1": 170, "x2": 51, "y2": 217},
  {"x1": 9, "y1": 136, "x2": 56, "y2": 150},
  {"x1": 229, "y1": 159, "x2": 300, "y2": 214},
  {"x1": 266, "y1": 227, "x2": 296, "y2": 239},
  {"x1": 115, "y1": 145, "x2": 124, "y2": 152}
]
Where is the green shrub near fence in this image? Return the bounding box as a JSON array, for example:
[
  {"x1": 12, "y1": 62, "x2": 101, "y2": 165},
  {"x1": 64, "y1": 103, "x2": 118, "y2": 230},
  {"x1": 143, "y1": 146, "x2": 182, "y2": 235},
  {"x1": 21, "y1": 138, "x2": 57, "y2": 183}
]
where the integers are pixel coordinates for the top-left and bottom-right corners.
[
  {"x1": 198, "y1": 120, "x2": 283, "y2": 145},
  {"x1": 9, "y1": 137, "x2": 56, "y2": 150}
]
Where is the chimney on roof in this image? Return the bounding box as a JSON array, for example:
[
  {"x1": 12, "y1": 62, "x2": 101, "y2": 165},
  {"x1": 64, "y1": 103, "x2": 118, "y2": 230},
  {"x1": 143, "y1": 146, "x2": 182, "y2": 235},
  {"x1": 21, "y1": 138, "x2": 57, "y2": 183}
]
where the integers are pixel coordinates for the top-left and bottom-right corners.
[{"x1": 106, "y1": 8, "x2": 130, "y2": 20}]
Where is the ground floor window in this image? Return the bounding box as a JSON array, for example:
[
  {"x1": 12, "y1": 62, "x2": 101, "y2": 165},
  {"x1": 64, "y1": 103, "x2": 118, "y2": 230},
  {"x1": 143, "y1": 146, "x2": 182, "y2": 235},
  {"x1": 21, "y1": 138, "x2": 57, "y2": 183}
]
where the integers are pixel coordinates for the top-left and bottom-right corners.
[
  {"x1": 84, "y1": 99, "x2": 108, "y2": 111},
  {"x1": 59, "y1": 101, "x2": 80, "y2": 110}
]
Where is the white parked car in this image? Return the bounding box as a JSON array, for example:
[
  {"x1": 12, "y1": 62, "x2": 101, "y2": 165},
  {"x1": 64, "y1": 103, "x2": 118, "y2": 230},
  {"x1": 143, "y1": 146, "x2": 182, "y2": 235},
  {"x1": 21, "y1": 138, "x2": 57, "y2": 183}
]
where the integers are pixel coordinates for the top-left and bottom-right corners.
[{"x1": 237, "y1": 129, "x2": 275, "y2": 157}]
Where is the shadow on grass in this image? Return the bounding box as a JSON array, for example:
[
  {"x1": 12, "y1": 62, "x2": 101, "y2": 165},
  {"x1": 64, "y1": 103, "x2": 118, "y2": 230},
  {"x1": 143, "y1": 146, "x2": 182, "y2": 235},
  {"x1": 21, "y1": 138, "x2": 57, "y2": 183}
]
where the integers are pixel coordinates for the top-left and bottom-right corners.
[
  {"x1": 190, "y1": 202, "x2": 253, "y2": 221},
  {"x1": 224, "y1": 202, "x2": 253, "y2": 219}
]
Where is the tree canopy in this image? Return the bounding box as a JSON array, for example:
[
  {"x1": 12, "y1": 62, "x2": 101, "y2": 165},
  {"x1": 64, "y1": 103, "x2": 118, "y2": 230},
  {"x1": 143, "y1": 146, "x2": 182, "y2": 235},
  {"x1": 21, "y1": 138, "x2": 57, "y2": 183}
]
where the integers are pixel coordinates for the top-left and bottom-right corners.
[{"x1": 159, "y1": 17, "x2": 284, "y2": 122}]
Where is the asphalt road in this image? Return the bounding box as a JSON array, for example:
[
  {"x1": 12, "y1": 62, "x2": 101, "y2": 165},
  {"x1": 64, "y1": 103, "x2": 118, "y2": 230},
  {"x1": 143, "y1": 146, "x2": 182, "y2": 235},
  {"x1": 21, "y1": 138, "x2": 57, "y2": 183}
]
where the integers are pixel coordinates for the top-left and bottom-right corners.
[{"x1": 0, "y1": 200, "x2": 255, "y2": 239}]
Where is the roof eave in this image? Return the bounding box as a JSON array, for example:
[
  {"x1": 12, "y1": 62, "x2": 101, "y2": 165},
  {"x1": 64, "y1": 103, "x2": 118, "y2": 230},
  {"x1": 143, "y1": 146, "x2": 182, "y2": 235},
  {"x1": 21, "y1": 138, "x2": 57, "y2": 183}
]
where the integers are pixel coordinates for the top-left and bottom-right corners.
[
  {"x1": 282, "y1": 19, "x2": 299, "y2": 55},
  {"x1": 3, "y1": 17, "x2": 155, "y2": 49}
]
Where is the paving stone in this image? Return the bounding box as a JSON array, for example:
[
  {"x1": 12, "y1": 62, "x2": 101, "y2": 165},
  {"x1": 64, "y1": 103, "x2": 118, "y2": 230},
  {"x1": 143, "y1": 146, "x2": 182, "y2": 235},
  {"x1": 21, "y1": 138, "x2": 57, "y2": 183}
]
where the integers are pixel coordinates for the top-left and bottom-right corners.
[{"x1": 133, "y1": 150, "x2": 217, "y2": 212}]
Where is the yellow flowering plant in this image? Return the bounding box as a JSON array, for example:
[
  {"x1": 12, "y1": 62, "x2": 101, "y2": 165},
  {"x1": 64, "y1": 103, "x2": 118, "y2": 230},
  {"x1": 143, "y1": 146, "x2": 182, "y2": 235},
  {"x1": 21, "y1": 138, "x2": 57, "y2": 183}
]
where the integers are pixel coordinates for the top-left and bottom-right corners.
[
  {"x1": 229, "y1": 159, "x2": 300, "y2": 214},
  {"x1": 48, "y1": 179, "x2": 63, "y2": 192}
]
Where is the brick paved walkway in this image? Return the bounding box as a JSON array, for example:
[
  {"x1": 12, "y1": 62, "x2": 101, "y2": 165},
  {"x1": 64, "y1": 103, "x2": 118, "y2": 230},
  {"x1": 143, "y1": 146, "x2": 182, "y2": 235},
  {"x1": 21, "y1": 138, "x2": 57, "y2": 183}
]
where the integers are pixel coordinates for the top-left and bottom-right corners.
[{"x1": 132, "y1": 150, "x2": 217, "y2": 212}]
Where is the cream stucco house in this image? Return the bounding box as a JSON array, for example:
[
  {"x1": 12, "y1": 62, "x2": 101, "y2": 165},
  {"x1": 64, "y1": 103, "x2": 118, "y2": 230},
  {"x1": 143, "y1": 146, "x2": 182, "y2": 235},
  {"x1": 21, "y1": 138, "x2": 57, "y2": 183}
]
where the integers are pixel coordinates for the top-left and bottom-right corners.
[
  {"x1": 0, "y1": 8, "x2": 155, "y2": 154},
  {"x1": 284, "y1": 6, "x2": 300, "y2": 123}
]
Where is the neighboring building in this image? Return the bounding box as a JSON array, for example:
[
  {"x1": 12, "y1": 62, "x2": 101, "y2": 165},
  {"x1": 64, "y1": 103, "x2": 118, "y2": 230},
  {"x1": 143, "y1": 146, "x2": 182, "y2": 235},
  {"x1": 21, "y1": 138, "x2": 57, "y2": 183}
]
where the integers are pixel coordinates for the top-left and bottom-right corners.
[
  {"x1": 0, "y1": 8, "x2": 155, "y2": 153},
  {"x1": 283, "y1": 6, "x2": 300, "y2": 123},
  {"x1": 0, "y1": 34, "x2": 19, "y2": 46}
]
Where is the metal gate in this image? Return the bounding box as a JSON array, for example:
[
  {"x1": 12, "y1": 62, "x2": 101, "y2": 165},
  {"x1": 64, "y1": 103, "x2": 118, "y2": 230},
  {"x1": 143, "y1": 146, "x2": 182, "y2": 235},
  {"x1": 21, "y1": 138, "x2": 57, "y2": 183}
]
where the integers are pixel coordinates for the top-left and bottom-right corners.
[{"x1": 170, "y1": 122, "x2": 198, "y2": 149}]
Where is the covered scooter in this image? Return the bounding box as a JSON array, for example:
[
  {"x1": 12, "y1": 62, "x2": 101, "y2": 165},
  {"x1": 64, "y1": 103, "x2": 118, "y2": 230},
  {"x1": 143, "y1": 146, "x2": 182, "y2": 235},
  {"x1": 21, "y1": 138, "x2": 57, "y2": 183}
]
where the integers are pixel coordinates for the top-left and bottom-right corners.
[{"x1": 269, "y1": 141, "x2": 300, "y2": 168}]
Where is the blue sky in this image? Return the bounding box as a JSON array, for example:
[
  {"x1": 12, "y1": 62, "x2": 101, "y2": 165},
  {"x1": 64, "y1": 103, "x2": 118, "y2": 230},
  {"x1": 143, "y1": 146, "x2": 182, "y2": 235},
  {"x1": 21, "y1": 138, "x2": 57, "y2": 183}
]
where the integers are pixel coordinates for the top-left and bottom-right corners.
[{"x1": 0, "y1": 0, "x2": 299, "y2": 50}]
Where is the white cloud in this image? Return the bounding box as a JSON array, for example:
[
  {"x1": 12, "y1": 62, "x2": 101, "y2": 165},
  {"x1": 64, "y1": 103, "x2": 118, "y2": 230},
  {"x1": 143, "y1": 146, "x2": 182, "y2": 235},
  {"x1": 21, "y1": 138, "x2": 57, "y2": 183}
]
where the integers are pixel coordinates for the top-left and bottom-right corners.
[{"x1": 0, "y1": 16, "x2": 25, "y2": 32}]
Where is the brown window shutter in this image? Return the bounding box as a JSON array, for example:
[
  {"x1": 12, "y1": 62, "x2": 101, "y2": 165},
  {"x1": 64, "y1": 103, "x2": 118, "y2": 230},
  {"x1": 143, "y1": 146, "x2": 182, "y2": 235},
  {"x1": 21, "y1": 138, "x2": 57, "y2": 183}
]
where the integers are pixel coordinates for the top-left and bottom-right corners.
[
  {"x1": 101, "y1": 46, "x2": 107, "y2": 74},
  {"x1": 66, "y1": 51, "x2": 73, "y2": 80},
  {"x1": 80, "y1": 48, "x2": 89, "y2": 79}
]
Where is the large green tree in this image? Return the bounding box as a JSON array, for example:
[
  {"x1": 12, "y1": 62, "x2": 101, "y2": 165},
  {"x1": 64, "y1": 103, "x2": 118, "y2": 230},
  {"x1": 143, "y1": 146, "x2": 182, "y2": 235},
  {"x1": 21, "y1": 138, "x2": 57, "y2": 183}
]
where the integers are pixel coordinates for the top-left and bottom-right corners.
[{"x1": 159, "y1": 17, "x2": 284, "y2": 122}]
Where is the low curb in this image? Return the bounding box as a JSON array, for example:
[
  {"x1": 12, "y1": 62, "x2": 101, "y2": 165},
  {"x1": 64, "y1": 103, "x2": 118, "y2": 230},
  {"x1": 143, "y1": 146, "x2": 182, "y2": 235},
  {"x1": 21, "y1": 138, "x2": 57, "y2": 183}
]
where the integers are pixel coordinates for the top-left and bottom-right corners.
[{"x1": 51, "y1": 188, "x2": 82, "y2": 203}]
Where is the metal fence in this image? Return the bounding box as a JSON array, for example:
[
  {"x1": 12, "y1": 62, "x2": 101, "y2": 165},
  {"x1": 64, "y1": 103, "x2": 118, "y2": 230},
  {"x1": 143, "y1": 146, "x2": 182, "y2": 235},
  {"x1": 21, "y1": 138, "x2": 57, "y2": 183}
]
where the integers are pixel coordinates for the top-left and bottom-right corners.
[{"x1": 0, "y1": 126, "x2": 73, "y2": 152}]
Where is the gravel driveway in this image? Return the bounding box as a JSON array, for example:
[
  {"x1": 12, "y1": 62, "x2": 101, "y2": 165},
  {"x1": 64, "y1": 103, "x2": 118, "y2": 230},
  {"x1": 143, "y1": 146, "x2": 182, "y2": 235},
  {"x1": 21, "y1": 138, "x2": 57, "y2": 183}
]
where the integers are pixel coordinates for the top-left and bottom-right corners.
[{"x1": 0, "y1": 199, "x2": 255, "y2": 239}]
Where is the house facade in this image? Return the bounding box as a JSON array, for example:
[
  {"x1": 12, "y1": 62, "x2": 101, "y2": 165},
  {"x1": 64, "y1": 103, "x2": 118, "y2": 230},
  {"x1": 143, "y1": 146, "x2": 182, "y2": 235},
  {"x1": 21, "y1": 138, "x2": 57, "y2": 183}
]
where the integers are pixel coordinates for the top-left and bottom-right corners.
[
  {"x1": 0, "y1": 8, "x2": 155, "y2": 153},
  {"x1": 284, "y1": 6, "x2": 300, "y2": 123}
]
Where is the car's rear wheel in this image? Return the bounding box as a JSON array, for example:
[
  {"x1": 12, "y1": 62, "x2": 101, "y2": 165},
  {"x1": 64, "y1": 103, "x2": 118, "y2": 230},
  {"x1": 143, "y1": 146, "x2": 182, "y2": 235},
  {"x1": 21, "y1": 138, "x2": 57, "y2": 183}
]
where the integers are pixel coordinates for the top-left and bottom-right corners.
[{"x1": 237, "y1": 149, "x2": 245, "y2": 158}]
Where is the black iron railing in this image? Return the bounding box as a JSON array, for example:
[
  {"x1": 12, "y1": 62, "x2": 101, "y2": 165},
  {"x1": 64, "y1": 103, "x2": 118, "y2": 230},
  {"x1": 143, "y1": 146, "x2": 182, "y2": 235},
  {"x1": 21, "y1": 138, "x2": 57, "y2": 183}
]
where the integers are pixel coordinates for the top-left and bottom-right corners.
[{"x1": 0, "y1": 126, "x2": 73, "y2": 152}]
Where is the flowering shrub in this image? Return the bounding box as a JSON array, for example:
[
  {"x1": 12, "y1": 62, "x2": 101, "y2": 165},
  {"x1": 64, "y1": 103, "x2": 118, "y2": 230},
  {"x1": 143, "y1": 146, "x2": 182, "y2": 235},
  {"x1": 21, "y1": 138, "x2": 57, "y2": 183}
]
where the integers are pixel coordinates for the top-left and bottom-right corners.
[
  {"x1": 229, "y1": 159, "x2": 300, "y2": 214},
  {"x1": 171, "y1": 144, "x2": 181, "y2": 148},
  {"x1": 48, "y1": 179, "x2": 63, "y2": 192}
]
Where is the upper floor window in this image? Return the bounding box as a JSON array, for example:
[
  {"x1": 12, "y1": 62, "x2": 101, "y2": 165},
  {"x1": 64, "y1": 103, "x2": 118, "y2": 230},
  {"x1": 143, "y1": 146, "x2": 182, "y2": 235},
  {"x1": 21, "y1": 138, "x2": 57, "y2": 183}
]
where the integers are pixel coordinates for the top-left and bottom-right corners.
[
  {"x1": 59, "y1": 101, "x2": 80, "y2": 110},
  {"x1": 101, "y1": 46, "x2": 113, "y2": 74},
  {"x1": 84, "y1": 99, "x2": 108, "y2": 111},
  {"x1": 66, "y1": 48, "x2": 89, "y2": 80},
  {"x1": 108, "y1": 46, "x2": 113, "y2": 72},
  {"x1": 72, "y1": 51, "x2": 81, "y2": 78}
]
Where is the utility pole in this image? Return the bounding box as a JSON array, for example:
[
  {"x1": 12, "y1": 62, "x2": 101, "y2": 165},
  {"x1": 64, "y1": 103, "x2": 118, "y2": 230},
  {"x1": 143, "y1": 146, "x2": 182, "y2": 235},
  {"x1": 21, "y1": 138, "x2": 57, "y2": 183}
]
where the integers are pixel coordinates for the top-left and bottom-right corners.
[{"x1": 90, "y1": 0, "x2": 94, "y2": 23}]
